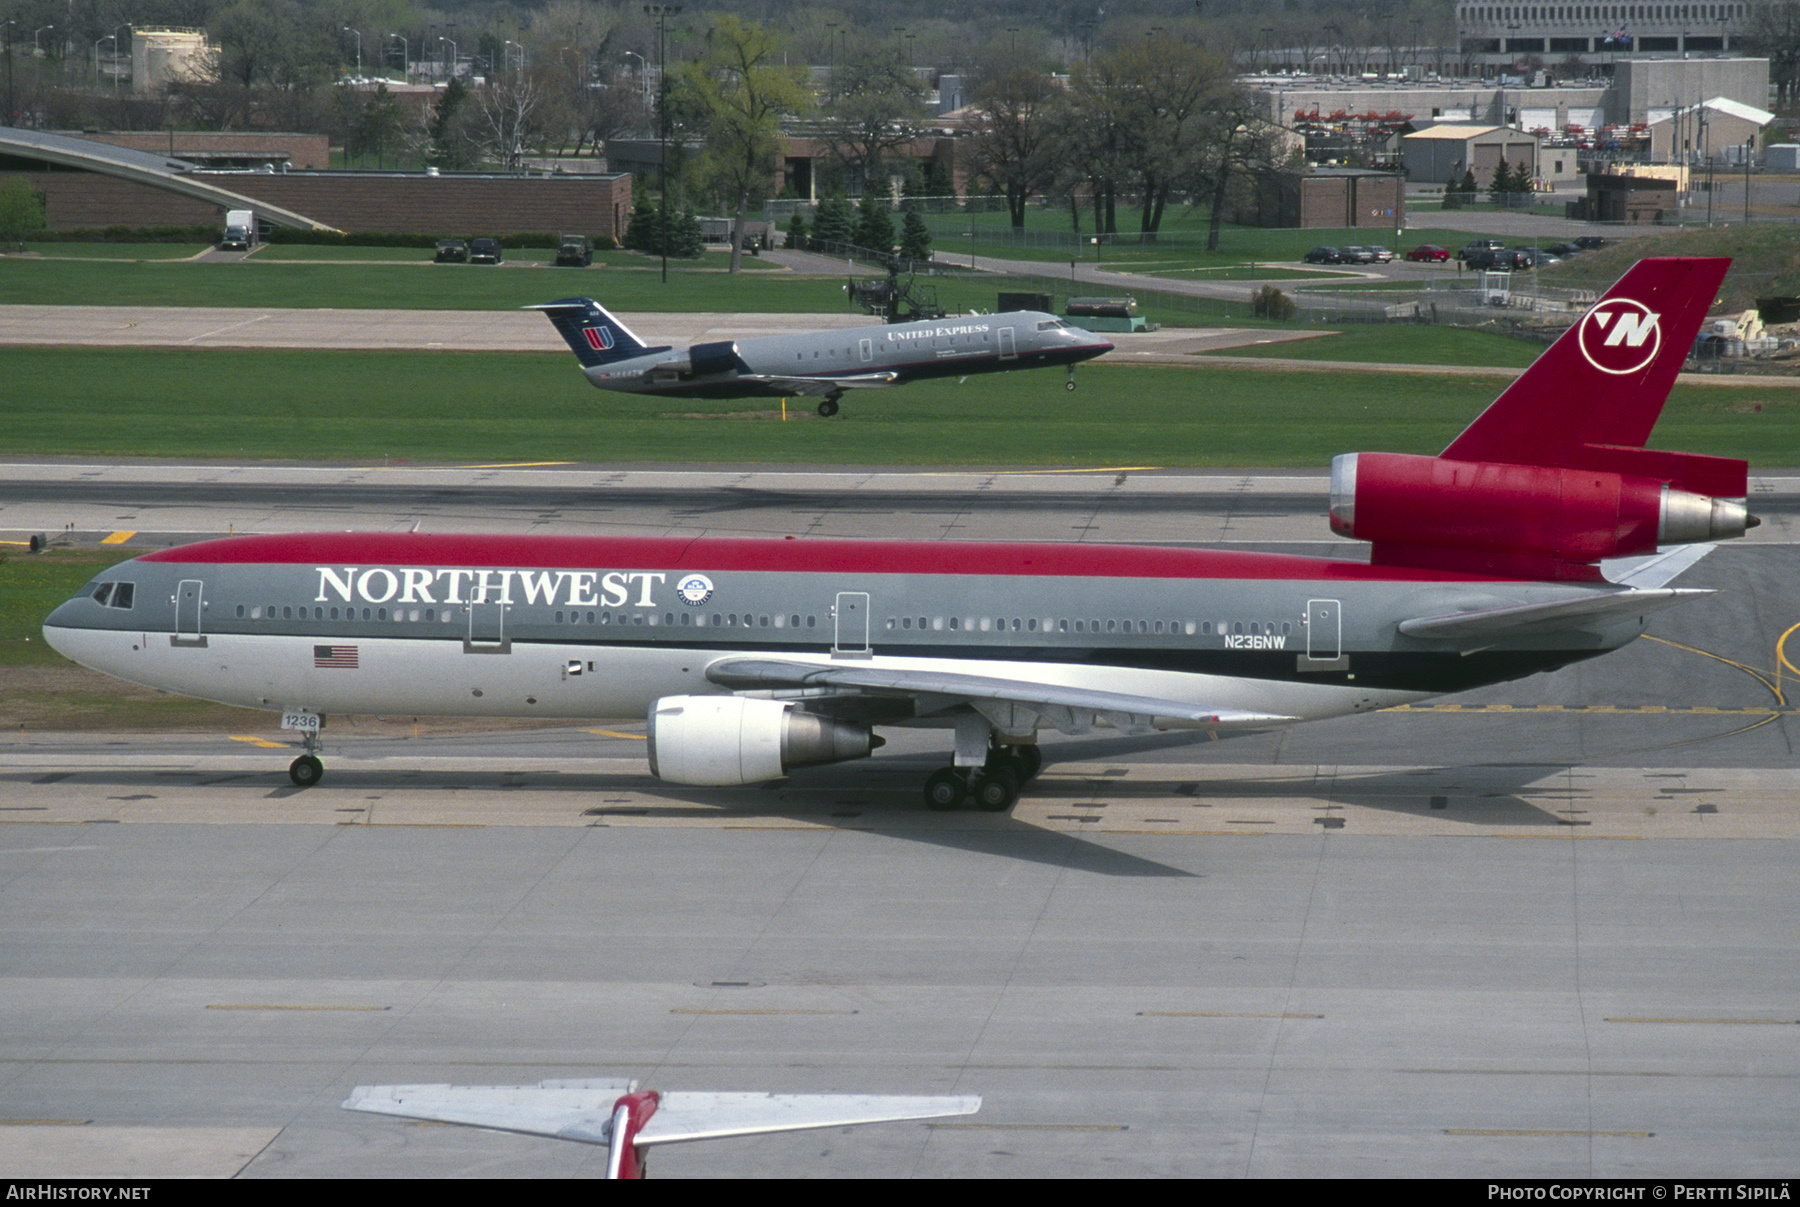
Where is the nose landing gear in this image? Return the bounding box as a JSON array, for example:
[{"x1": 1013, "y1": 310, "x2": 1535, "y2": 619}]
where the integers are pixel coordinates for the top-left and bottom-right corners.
[{"x1": 288, "y1": 726, "x2": 325, "y2": 788}]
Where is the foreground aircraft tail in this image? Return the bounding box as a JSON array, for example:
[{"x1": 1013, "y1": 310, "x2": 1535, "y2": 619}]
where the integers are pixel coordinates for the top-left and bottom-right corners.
[
  {"x1": 525, "y1": 297, "x2": 671, "y2": 368},
  {"x1": 1330, "y1": 258, "x2": 1754, "y2": 581},
  {"x1": 344, "y1": 1079, "x2": 980, "y2": 1178}
]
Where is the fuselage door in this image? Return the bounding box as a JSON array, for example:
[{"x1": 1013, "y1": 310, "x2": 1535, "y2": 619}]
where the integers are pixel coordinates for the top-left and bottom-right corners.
[
  {"x1": 466, "y1": 602, "x2": 510, "y2": 653},
  {"x1": 173, "y1": 579, "x2": 207, "y2": 646},
  {"x1": 998, "y1": 326, "x2": 1017, "y2": 360},
  {"x1": 1305, "y1": 599, "x2": 1342, "y2": 660},
  {"x1": 833, "y1": 591, "x2": 870, "y2": 658},
  {"x1": 859, "y1": 337, "x2": 873, "y2": 363}
]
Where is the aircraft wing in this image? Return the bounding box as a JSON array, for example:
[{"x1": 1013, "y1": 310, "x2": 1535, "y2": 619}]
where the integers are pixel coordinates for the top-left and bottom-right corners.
[
  {"x1": 736, "y1": 372, "x2": 900, "y2": 395},
  {"x1": 342, "y1": 1079, "x2": 979, "y2": 1148},
  {"x1": 704, "y1": 657, "x2": 1296, "y2": 732},
  {"x1": 1397, "y1": 587, "x2": 1711, "y2": 641}
]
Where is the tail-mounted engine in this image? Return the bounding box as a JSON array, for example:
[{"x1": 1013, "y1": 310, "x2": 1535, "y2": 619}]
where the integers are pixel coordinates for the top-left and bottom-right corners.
[
  {"x1": 647, "y1": 695, "x2": 877, "y2": 786},
  {"x1": 1330, "y1": 451, "x2": 1754, "y2": 580}
]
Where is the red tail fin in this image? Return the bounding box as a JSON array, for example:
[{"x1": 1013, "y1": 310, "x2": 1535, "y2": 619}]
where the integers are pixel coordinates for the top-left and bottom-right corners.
[{"x1": 1442, "y1": 257, "x2": 1740, "y2": 496}]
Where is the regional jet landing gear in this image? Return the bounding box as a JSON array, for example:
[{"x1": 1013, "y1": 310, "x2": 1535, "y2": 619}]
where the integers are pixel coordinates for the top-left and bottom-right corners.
[
  {"x1": 1066, "y1": 365, "x2": 1078, "y2": 391},
  {"x1": 817, "y1": 391, "x2": 842, "y2": 418}
]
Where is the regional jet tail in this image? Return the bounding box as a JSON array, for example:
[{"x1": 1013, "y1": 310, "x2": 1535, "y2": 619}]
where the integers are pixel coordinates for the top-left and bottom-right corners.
[
  {"x1": 343, "y1": 1078, "x2": 980, "y2": 1178},
  {"x1": 45, "y1": 259, "x2": 1754, "y2": 812},
  {"x1": 526, "y1": 296, "x2": 1114, "y2": 416}
]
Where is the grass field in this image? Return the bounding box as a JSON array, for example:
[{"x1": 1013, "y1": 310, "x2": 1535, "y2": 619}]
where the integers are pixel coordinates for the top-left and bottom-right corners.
[{"x1": 5, "y1": 344, "x2": 1794, "y2": 466}]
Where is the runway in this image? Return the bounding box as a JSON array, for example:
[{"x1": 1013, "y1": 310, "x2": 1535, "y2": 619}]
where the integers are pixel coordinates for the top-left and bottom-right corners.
[{"x1": 3, "y1": 454, "x2": 1797, "y2": 1178}]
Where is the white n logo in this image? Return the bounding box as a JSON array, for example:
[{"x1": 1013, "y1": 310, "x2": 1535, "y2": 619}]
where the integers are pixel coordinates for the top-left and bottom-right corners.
[{"x1": 1594, "y1": 308, "x2": 1660, "y2": 347}]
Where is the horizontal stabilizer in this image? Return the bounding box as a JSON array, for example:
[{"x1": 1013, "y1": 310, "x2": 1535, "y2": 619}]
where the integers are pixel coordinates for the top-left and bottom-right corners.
[
  {"x1": 1397, "y1": 588, "x2": 1710, "y2": 641},
  {"x1": 343, "y1": 1080, "x2": 978, "y2": 1147},
  {"x1": 705, "y1": 657, "x2": 1296, "y2": 728},
  {"x1": 343, "y1": 1080, "x2": 637, "y2": 1145},
  {"x1": 638, "y1": 1091, "x2": 981, "y2": 1147},
  {"x1": 1600, "y1": 543, "x2": 1716, "y2": 589}
]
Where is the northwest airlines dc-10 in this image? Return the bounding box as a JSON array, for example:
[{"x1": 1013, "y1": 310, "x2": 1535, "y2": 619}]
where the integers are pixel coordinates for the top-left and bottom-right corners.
[
  {"x1": 527, "y1": 298, "x2": 1115, "y2": 415},
  {"x1": 46, "y1": 260, "x2": 1754, "y2": 810}
]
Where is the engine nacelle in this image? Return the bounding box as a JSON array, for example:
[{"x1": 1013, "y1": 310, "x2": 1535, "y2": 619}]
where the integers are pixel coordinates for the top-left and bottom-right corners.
[
  {"x1": 1330, "y1": 452, "x2": 1751, "y2": 570},
  {"x1": 687, "y1": 340, "x2": 742, "y2": 377},
  {"x1": 646, "y1": 695, "x2": 876, "y2": 786}
]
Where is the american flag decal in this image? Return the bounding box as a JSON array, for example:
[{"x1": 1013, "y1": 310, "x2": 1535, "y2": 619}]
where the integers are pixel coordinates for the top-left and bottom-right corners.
[
  {"x1": 583, "y1": 325, "x2": 614, "y2": 351},
  {"x1": 314, "y1": 645, "x2": 359, "y2": 669}
]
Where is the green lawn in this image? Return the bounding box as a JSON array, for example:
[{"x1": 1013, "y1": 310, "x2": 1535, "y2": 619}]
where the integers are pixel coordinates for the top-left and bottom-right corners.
[{"x1": 4, "y1": 344, "x2": 1793, "y2": 467}]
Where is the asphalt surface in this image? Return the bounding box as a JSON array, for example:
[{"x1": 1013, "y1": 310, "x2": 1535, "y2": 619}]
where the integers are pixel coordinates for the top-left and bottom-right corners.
[{"x1": 1, "y1": 293, "x2": 1794, "y2": 1178}]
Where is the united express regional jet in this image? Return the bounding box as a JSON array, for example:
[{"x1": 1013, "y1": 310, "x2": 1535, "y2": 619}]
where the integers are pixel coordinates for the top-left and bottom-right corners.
[
  {"x1": 45, "y1": 259, "x2": 1753, "y2": 811},
  {"x1": 528, "y1": 298, "x2": 1115, "y2": 415}
]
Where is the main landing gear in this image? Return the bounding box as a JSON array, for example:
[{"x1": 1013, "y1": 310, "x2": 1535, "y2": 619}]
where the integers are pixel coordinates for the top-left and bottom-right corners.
[
  {"x1": 289, "y1": 729, "x2": 324, "y2": 788},
  {"x1": 923, "y1": 744, "x2": 1043, "y2": 813},
  {"x1": 817, "y1": 392, "x2": 842, "y2": 418}
]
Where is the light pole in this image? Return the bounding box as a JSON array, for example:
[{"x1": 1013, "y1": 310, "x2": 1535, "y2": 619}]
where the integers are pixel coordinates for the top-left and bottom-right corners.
[
  {"x1": 645, "y1": 4, "x2": 681, "y2": 283},
  {"x1": 624, "y1": 49, "x2": 648, "y2": 107},
  {"x1": 440, "y1": 37, "x2": 457, "y2": 80},
  {"x1": 388, "y1": 34, "x2": 407, "y2": 82},
  {"x1": 35, "y1": 24, "x2": 53, "y2": 56},
  {"x1": 344, "y1": 28, "x2": 362, "y2": 79},
  {"x1": 94, "y1": 35, "x2": 112, "y2": 91},
  {"x1": 505, "y1": 39, "x2": 523, "y2": 77},
  {"x1": 115, "y1": 25, "x2": 129, "y2": 93}
]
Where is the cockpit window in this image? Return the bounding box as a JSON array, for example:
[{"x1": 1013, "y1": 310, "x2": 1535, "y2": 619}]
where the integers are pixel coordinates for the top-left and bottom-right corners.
[{"x1": 88, "y1": 581, "x2": 134, "y2": 609}]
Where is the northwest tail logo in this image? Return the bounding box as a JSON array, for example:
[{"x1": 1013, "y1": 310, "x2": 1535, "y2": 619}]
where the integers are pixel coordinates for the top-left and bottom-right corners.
[
  {"x1": 1578, "y1": 298, "x2": 1662, "y2": 375},
  {"x1": 583, "y1": 326, "x2": 615, "y2": 352}
]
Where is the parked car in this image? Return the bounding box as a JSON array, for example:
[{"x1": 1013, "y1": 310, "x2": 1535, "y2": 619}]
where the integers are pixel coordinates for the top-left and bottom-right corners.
[
  {"x1": 1573, "y1": 236, "x2": 1609, "y2": 250},
  {"x1": 1510, "y1": 247, "x2": 1562, "y2": 268},
  {"x1": 1462, "y1": 248, "x2": 1508, "y2": 270},
  {"x1": 1340, "y1": 246, "x2": 1376, "y2": 264},
  {"x1": 1302, "y1": 246, "x2": 1344, "y2": 264},
  {"x1": 469, "y1": 237, "x2": 503, "y2": 265},
  {"x1": 1543, "y1": 242, "x2": 1585, "y2": 257},
  {"x1": 1457, "y1": 239, "x2": 1506, "y2": 262},
  {"x1": 433, "y1": 238, "x2": 469, "y2": 263},
  {"x1": 1361, "y1": 245, "x2": 1395, "y2": 263},
  {"x1": 1405, "y1": 244, "x2": 1451, "y2": 262},
  {"x1": 554, "y1": 234, "x2": 594, "y2": 267}
]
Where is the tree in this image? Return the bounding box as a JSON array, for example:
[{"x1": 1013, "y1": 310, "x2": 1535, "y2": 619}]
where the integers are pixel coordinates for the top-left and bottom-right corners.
[
  {"x1": 964, "y1": 62, "x2": 1062, "y2": 230},
  {"x1": 816, "y1": 51, "x2": 928, "y2": 197},
  {"x1": 672, "y1": 16, "x2": 812, "y2": 272},
  {"x1": 428, "y1": 76, "x2": 482, "y2": 170},
  {"x1": 1489, "y1": 157, "x2": 1517, "y2": 205},
  {"x1": 0, "y1": 178, "x2": 46, "y2": 246},
  {"x1": 898, "y1": 208, "x2": 932, "y2": 262},
  {"x1": 853, "y1": 195, "x2": 895, "y2": 253},
  {"x1": 811, "y1": 192, "x2": 854, "y2": 249}
]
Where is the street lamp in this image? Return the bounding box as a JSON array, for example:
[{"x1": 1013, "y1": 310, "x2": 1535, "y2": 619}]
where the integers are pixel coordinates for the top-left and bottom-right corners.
[
  {"x1": 624, "y1": 49, "x2": 648, "y2": 107},
  {"x1": 115, "y1": 24, "x2": 130, "y2": 94},
  {"x1": 344, "y1": 27, "x2": 362, "y2": 79},
  {"x1": 94, "y1": 34, "x2": 112, "y2": 91},
  {"x1": 387, "y1": 34, "x2": 407, "y2": 82},
  {"x1": 505, "y1": 39, "x2": 523, "y2": 77},
  {"x1": 644, "y1": 3, "x2": 682, "y2": 283},
  {"x1": 439, "y1": 37, "x2": 457, "y2": 80},
  {"x1": 35, "y1": 25, "x2": 54, "y2": 56}
]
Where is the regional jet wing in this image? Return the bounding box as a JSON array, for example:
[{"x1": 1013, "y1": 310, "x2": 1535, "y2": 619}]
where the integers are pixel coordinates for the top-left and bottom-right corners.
[
  {"x1": 343, "y1": 1078, "x2": 979, "y2": 1149},
  {"x1": 1396, "y1": 587, "x2": 1711, "y2": 641},
  {"x1": 705, "y1": 657, "x2": 1296, "y2": 731},
  {"x1": 737, "y1": 371, "x2": 900, "y2": 395}
]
